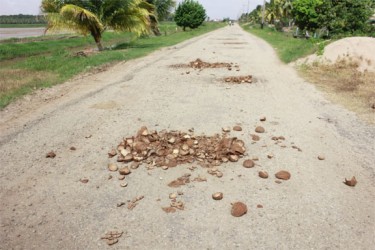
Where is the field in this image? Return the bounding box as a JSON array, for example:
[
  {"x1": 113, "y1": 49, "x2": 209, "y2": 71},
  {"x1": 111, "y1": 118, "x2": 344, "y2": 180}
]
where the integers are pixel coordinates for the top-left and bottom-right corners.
[{"x1": 0, "y1": 22, "x2": 225, "y2": 108}]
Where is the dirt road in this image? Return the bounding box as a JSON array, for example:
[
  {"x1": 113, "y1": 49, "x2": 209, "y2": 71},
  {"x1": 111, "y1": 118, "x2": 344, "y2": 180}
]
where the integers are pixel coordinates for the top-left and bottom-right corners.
[{"x1": 1, "y1": 25, "x2": 374, "y2": 249}]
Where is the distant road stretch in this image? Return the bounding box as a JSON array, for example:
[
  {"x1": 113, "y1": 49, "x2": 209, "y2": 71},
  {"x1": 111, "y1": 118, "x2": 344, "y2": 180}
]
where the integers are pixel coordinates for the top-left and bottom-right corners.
[{"x1": 0, "y1": 27, "x2": 46, "y2": 40}]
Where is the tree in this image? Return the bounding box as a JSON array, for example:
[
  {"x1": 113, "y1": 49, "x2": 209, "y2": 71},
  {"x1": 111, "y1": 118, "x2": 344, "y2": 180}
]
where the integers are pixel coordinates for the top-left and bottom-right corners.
[
  {"x1": 41, "y1": 0, "x2": 157, "y2": 51},
  {"x1": 154, "y1": 0, "x2": 176, "y2": 21},
  {"x1": 292, "y1": 0, "x2": 323, "y2": 31},
  {"x1": 317, "y1": 0, "x2": 375, "y2": 35},
  {"x1": 174, "y1": 0, "x2": 206, "y2": 31}
]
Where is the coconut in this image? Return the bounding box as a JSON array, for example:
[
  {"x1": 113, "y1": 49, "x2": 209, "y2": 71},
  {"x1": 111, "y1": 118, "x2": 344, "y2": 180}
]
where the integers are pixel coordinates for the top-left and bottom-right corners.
[
  {"x1": 275, "y1": 170, "x2": 291, "y2": 180},
  {"x1": 231, "y1": 202, "x2": 247, "y2": 217}
]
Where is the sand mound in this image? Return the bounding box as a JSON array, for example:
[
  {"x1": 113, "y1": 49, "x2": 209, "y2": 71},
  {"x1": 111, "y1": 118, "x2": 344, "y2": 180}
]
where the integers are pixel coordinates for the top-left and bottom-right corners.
[{"x1": 294, "y1": 37, "x2": 375, "y2": 72}]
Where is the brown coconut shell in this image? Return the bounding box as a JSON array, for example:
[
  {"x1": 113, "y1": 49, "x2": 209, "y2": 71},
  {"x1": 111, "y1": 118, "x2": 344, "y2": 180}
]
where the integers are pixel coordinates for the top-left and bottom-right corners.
[
  {"x1": 231, "y1": 202, "x2": 248, "y2": 217},
  {"x1": 275, "y1": 170, "x2": 291, "y2": 180},
  {"x1": 243, "y1": 159, "x2": 255, "y2": 168}
]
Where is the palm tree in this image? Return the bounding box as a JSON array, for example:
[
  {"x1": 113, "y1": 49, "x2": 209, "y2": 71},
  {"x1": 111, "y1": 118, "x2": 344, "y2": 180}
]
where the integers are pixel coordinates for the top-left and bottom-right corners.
[{"x1": 41, "y1": 0, "x2": 157, "y2": 51}]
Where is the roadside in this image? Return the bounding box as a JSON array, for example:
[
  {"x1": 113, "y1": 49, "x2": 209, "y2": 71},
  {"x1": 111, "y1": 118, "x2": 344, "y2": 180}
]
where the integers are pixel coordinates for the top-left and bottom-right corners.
[
  {"x1": 0, "y1": 22, "x2": 224, "y2": 108},
  {"x1": 242, "y1": 25, "x2": 375, "y2": 124}
]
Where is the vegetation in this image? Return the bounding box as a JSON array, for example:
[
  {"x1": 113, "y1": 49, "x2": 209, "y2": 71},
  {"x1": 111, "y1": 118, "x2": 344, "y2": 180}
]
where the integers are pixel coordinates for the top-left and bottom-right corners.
[
  {"x1": 242, "y1": 24, "x2": 320, "y2": 63},
  {"x1": 41, "y1": 0, "x2": 158, "y2": 51},
  {"x1": 0, "y1": 22, "x2": 224, "y2": 108},
  {"x1": 0, "y1": 15, "x2": 46, "y2": 25},
  {"x1": 174, "y1": 0, "x2": 206, "y2": 31},
  {"x1": 240, "y1": 0, "x2": 375, "y2": 37},
  {"x1": 152, "y1": 0, "x2": 176, "y2": 21}
]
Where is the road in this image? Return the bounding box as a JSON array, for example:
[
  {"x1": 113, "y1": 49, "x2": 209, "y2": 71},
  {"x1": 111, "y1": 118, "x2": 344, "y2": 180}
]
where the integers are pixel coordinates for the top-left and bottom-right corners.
[{"x1": 1, "y1": 24, "x2": 374, "y2": 249}]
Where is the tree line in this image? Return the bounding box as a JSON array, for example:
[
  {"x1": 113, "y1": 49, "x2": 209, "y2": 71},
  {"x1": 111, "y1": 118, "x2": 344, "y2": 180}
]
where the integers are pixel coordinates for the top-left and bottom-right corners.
[
  {"x1": 0, "y1": 15, "x2": 47, "y2": 24},
  {"x1": 240, "y1": 0, "x2": 375, "y2": 37}
]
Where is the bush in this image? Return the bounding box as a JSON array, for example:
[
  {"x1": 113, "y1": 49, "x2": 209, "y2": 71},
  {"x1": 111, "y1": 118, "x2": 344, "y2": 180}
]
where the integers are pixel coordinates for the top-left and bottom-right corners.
[{"x1": 174, "y1": 0, "x2": 206, "y2": 31}]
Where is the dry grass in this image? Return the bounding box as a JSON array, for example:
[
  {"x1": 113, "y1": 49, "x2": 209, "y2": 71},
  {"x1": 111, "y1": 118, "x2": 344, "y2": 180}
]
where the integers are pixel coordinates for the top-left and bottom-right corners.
[
  {"x1": 0, "y1": 68, "x2": 57, "y2": 94},
  {"x1": 299, "y1": 58, "x2": 375, "y2": 123}
]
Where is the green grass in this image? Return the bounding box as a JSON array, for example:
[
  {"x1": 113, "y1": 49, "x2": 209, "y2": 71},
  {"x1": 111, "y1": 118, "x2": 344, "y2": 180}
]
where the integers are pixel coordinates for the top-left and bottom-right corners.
[
  {"x1": 241, "y1": 24, "x2": 324, "y2": 63},
  {"x1": 0, "y1": 23, "x2": 47, "y2": 28},
  {"x1": 0, "y1": 22, "x2": 224, "y2": 108}
]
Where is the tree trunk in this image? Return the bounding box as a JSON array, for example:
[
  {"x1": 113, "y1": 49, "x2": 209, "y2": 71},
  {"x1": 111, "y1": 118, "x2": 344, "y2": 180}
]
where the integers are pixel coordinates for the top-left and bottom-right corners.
[{"x1": 91, "y1": 30, "x2": 103, "y2": 51}]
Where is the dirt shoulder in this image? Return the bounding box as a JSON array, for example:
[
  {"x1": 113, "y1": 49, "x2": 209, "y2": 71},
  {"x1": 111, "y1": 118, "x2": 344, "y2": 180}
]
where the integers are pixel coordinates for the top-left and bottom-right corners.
[{"x1": 1, "y1": 25, "x2": 374, "y2": 249}]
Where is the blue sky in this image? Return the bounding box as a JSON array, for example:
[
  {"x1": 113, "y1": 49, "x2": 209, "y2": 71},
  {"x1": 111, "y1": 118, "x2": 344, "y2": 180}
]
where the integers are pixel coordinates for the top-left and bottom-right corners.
[{"x1": 0, "y1": 0, "x2": 264, "y2": 19}]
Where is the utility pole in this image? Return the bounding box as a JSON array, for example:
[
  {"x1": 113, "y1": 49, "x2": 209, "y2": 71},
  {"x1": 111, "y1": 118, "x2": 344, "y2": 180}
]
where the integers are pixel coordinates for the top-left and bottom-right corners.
[{"x1": 261, "y1": 0, "x2": 265, "y2": 29}]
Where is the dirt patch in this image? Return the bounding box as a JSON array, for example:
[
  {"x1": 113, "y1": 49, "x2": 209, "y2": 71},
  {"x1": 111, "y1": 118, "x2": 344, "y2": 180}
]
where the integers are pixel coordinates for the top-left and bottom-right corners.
[{"x1": 299, "y1": 59, "x2": 375, "y2": 123}]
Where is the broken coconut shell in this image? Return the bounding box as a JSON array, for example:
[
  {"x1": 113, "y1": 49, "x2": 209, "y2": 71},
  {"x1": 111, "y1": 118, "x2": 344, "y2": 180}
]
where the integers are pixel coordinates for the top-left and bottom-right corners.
[
  {"x1": 119, "y1": 167, "x2": 131, "y2": 175},
  {"x1": 212, "y1": 192, "x2": 223, "y2": 200},
  {"x1": 231, "y1": 202, "x2": 247, "y2": 217},
  {"x1": 233, "y1": 126, "x2": 242, "y2": 131},
  {"x1": 318, "y1": 155, "x2": 325, "y2": 160},
  {"x1": 344, "y1": 176, "x2": 357, "y2": 187},
  {"x1": 275, "y1": 170, "x2": 291, "y2": 180},
  {"x1": 108, "y1": 163, "x2": 118, "y2": 172},
  {"x1": 243, "y1": 159, "x2": 255, "y2": 168},
  {"x1": 260, "y1": 116, "x2": 266, "y2": 122},
  {"x1": 255, "y1": 126, "x2": 265, "y2": 133},
  {"x1": 258, "y1": 171, "x2": 269, "y2": 179}
]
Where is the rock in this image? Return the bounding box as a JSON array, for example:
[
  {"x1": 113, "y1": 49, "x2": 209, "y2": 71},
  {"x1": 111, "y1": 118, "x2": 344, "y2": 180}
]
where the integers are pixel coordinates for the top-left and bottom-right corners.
[
  {"x1": 231, "y1": 202, "x2": 247, "y2": 217},
  {"x1": 258, "y1": 171, "x2": 269, "y2": 179},
  {"x1": 255, "y1": 126, "x2": 265, "y2": 133},
  {"x1": 242, "y1": 159, "x2": 255, "y2": 168},
  {"x1": 275, "y1": 170, "x2": 291, "y2": 180},
  {"x1": 344, "y1": 176, "x2": 357, "y2": 187}
]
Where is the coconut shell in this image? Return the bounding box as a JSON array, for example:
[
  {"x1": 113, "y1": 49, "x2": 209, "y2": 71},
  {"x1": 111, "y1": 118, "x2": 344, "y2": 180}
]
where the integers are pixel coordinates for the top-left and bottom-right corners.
[
  {"x1": 233, "y1": 126, "x2": 242, "y2": 131},
  {"x1": 260, "y1": 116, "x2": 266, "y2": 122},
  {"x1": 344, "y1": 176, "x2": 357, "y2": 187},
  {"x1": 108, "y1": 163, "x2": 118, "y2": 172},
  {"x1": 255, "y1": 126, "x2": 265, "y2": 133},
  {"x1": 119, "y1": 167, "x2": 131, "y2": 175},
  {"x1": 258, "y1": 171, "x2": 269, "y2": 179},
  {"x1": 212, "y1": 192, "x2": 223, "y2": 200},
  {"x1": 318, "y1": 155, "x2": 325, "y2": 160},
  {"x1": 251, "y1": 134, "x2": 260, "y2": 141},
  {"x1": 243, "y1": 159, "x2": 255, "y2": 168},
  {"x1": 275, "y1": 170, "x2": 291, "y2": 180},
  {"x1": 231, "y1": 202, "x2": 247, "y2": 217}
]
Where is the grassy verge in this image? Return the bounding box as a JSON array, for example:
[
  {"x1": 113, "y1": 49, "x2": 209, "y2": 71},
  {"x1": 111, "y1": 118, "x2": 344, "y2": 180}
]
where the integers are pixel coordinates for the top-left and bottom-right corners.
[
  {"x1": 0, "y1": 22, "x2": 224, "y2": 108},
  {"x1": 241, "y1": 24, "x2": 324, "y2": 63}
]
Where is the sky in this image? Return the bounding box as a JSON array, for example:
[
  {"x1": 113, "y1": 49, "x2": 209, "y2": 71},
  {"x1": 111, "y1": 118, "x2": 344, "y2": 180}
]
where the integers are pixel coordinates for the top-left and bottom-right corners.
[{"x1": 0, "y1": 0, "x2": 264, "y2": 19}]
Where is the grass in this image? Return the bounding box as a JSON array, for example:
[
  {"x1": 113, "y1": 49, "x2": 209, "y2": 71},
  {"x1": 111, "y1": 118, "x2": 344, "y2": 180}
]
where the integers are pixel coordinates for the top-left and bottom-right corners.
[
  {"x1": 241, "y1": 24, "x2": 324, "y2": 63},
  {"x1": 0, "y1": 22, "x2": 224, "y2": 108},
  {"x1": 0, "y1": 23, "x2": 47, "y2": 28}
]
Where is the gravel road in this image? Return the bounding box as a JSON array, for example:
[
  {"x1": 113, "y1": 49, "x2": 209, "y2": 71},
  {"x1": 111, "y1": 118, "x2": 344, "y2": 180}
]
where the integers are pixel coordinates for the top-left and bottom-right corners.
[{"x1": 1, "y1": 24, "x2": 374, "y2": 250}]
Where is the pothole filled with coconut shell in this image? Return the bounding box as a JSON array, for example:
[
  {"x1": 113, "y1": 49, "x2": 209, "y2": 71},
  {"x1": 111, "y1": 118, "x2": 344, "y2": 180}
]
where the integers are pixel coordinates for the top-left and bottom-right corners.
[
  {"x1": 223, "y1": 75, "x2": 254, "y2": 84},
  {"x1": 170, "y1": 58, "x2": 239, "y2": 71},
  {"x1": 108, "y1": 126, "x2": 247, "y2": 172}
]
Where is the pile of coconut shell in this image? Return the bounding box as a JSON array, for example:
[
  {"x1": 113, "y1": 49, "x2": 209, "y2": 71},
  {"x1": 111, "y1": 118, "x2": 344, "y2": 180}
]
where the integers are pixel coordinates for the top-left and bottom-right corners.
[
  {"x1": 224, "y1": 75, "x2": 253, "y2": 84},
  {"x1": 108, "y1": 127, "x2": 246, "y2": 170}
]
